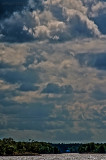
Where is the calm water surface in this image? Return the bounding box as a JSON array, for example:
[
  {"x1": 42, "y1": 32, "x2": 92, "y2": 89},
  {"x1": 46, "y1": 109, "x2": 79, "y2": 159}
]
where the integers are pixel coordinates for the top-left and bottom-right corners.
[{"x1": 0, "y1": 154, "x2": 106, "y2": 160}]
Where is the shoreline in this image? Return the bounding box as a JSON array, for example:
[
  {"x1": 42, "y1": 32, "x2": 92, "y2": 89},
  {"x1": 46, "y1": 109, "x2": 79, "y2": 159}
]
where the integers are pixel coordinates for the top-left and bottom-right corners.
[{"x1": 0, "y1": 153, "x2": 41, "y2": 157}]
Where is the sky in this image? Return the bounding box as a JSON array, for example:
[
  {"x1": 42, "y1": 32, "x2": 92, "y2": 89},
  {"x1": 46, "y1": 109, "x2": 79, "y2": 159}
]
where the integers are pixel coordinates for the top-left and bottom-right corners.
[{"x1": 0, "y1": 0, "x2": 106, "y2": 143}]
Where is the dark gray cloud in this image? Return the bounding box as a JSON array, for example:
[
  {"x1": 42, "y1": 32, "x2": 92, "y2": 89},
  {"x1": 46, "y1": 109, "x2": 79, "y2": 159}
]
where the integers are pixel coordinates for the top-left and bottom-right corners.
[
  {"x1": 24, "y1": 53, "x2": 47, "y2": 68},
  {"x1": 91, "y1": 89, "x2": 106, "y2": 100},
  {"x1": 0, "y1": 69, "x2": 39, "y2": 84},
  {"x1": 0, "y1": 61, "x2": 12, "y2": 69},
  {"x1": 0, "y1": 0, "x2": 43, "y2": 19},
  {"x1": 42, "y1": 83, "x2": 73, "y2": 94},
  {"x1": 0, "y1": 102, "x2": 54, "y2": 131},
  {"x1": 49, "y1": 128, "x2": 93, "y2": 142},
  {"x1": 18, "y1": 83, "x2": 39, "y2": 92},
  {"x1": 76, "y1": 53, "x2": 106, "y2": 70}
]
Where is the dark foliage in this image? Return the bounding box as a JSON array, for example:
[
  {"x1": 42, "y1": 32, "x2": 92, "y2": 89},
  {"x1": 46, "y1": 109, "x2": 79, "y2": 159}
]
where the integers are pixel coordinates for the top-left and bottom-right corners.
[
  {"x1": 0, "y1": 138, "x2": 105, "y2": 155},
  {"x1": 0, "y1": 138, "x2": 60, "y2": 156},
  {"x1": 78, "y1": 142, "x2": 106, "y2": 153}
]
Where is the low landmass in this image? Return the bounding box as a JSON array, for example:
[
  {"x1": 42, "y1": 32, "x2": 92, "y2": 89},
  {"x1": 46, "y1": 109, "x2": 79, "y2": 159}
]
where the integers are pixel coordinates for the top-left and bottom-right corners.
[
  {"x1": 0, "y1": 138, "x2": 106, "y2": 156},
  {"x1": 0, "y1": 138, "x2": 60, "y2": 156}
]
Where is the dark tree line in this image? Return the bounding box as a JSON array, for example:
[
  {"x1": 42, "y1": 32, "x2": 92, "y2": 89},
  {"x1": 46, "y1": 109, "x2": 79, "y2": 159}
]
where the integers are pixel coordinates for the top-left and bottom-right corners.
[
  {"x1": 52, "y1": 143, "x2": 81, "y2": 153},
  {"x1": 0, "y1": 138, "x2": 60, "y2": 156},
  {"x1": 0, "y1": 138, "x2": 106, "y2": 156},
  {"x1": 78, "y1": 142, "x2": 106, "y2": 153},
  {"x1": 52, "y1": 142, "x2": 106, "y2": 153}
]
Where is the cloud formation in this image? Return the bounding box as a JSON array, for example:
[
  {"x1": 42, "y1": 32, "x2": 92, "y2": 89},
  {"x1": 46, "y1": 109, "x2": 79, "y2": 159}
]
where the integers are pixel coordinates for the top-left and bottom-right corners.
[
  {"x1": 0, "y1": 0, "x2": 105, "y2": 42},
  {"x1": 76, "y1": 53, "x2": 106, "y2": 70},
  {"x1": 42, "y1": 83, "x2": 73, "y2": 94},
  {"x1": 0, "y1": 0, "x2": 106, "y2": 143}
]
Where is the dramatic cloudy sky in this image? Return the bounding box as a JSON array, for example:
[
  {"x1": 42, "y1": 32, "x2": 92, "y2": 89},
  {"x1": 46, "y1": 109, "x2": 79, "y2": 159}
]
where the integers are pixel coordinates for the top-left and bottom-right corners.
[{"x1": 0, "y1": 0, "x2": 106, "y2": 143}]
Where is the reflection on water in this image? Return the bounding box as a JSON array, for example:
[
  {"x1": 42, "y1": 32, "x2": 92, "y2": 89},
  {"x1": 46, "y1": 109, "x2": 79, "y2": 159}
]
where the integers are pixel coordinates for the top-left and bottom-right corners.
[{"x1": 0, "y1": 154, "x2": 106, "y2": 160}]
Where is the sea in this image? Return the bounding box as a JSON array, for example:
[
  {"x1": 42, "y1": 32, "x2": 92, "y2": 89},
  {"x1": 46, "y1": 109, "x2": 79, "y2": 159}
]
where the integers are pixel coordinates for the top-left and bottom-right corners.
[{"x1": 0, "y1": 154, "x2": 106, "y2": 160}]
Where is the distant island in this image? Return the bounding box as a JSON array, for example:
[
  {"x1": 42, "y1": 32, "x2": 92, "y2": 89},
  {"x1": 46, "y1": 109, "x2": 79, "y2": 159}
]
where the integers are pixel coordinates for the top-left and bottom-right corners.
[{"x1": 0, "y1": 138, "x2": 105, "y2": 156}]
